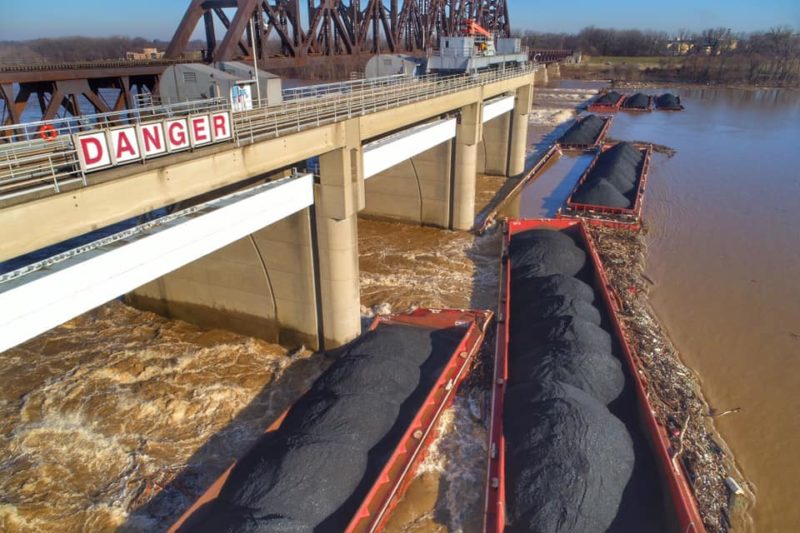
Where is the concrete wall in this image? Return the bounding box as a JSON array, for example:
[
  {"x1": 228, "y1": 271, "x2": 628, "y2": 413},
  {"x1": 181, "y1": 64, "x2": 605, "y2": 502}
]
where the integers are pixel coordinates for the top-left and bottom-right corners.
[
  {"x1": 478, "y1": 111, "x2": 511, "y2": 176},
  {"x1": 127, "y1": 208, "x2": 319, "y2": 349},
  {"x1": 362, "y1": 141, "x2": 452, "y2": 227}
]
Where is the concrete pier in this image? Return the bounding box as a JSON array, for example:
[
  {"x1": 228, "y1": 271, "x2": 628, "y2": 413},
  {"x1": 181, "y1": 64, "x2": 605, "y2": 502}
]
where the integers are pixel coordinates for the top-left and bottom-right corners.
[
  {"x1": 452, "y1": 102, "x2": 483, "y2": 230},
  {"x1": 508, "y1": 84, "x2": 534, "y2": 177}
]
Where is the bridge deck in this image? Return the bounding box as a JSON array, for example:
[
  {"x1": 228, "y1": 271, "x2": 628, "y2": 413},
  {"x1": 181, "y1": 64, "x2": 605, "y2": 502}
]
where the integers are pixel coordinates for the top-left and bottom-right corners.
[{"x1": 0, "y1": 66, "x2": 536, "y2": 205}]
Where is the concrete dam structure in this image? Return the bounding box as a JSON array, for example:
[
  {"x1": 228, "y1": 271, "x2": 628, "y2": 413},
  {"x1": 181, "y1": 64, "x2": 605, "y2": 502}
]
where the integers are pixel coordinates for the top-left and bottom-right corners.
[{"x1": 0, "y1": 67, "x2": 542, "y2": 353}]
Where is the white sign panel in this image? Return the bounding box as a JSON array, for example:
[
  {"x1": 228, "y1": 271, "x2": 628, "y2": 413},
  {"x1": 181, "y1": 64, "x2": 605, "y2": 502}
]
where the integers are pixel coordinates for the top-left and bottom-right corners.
[
  {"x1": 231, "y1": 84, "x2": 253, "y2": 112},
  {"x1": 74, "y1": 111, "x2": 233, "y2": 173},
  {"x1": 165, "y1": 118, "x2": 191, "y2": 152},
  {"x1": 139, "y1": 123, "x2": 167, "y2": 157},
  {"x1": 109, "y1": 127, "x2": 141, "y2": 163},
  {"x1": 189, "y1": 115, "x2": 213, "y2": 147},
  {"x1": 76, "y1": 132, "x2": 112, "y2": 171}
]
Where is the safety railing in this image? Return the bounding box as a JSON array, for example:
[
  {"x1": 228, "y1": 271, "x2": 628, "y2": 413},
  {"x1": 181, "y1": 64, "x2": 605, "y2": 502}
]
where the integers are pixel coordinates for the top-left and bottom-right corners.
[
  {"x1": 0, "y1": 96, "x2": 229, "y2": 145},
  {"x1": 0, "y1": 65, "x2": 536, "y2": 202}
]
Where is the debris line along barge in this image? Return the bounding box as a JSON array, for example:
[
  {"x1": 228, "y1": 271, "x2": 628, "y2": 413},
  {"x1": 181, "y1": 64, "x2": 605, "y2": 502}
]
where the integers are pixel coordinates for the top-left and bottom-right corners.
[
  {"x1": 558, "y1": 141, "x2": 653, "y2": 230},
  {"x1": 171, "y1": 308, "x2": 492, "y2": 533},
  {"x1": 483, "y1": 218, "x2": 705, "y2": 533},
  {"x1": 556, "y1": 114, "x2": 613, "y2": 151}
]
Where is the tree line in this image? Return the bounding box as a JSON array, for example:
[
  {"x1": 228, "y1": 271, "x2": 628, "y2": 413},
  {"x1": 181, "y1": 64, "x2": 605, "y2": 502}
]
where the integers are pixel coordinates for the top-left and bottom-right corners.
[
  {"x1": 519, "y1": 26, "x2": 799, "y2": 86},
  {"x1": 0, "y1": 36, "x2": 203, "y2": 64}
]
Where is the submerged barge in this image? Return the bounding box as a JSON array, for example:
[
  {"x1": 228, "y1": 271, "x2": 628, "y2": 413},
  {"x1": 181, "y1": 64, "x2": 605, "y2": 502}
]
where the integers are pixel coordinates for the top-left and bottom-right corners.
[
  {"x1": 483, "y1": 218, "x2": 705, "y2": 533},
  {"x1": 558, "y1": 142, "x2": 653, "y2": 230},
  {"x1": 171, "y1": 308, "x2": 491, "y2": 533}
]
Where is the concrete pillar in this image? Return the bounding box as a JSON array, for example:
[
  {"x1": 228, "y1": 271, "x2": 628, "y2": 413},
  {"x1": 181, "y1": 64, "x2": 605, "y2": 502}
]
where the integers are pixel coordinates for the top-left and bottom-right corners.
[
  {"x1": 534, "y1": 65, "x2": 549, "y2": 85},
  {"x1": 508, "y1": 83, "x2": 533, "y2": 178},
  {"x1": 315, "y1": 118, "x2": 363, "y2": 348},
  {"x1": 362, "y1": 141, "x2": 452, "y2": 227},
  {"x1": 126, "y1": 208, "x2": 320, "y2": 349},
  {"x1": 451, "y1": 101, "x2": 482, "y2": 231},
  {"x1": 480, "y1": 111, "x2": 511, "y2": 176}
]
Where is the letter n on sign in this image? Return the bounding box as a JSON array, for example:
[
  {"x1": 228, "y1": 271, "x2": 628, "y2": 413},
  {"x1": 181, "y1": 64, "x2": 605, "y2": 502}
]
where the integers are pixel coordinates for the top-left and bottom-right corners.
[{"x1": 75, "y1": 132, "x2": 112, "y2": 172}]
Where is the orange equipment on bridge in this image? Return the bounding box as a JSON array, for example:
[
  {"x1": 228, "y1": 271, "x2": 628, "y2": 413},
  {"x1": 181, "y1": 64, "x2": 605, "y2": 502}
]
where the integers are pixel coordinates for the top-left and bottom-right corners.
[{"x1": 462, "y1": 18, "x2": 493, "y2": 38}]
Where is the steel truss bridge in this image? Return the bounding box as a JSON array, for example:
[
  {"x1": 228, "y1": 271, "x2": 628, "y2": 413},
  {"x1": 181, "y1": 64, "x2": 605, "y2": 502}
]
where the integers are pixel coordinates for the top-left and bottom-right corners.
[{"x1": 0, "y1": 1, "x2": 569, "y2": 129}]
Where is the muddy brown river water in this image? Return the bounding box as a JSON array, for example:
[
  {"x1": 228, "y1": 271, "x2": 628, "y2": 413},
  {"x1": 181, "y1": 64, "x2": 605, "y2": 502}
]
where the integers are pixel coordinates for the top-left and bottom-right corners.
[{"x1": 1, "y1": 82, "x2": 798, "y2": 532}]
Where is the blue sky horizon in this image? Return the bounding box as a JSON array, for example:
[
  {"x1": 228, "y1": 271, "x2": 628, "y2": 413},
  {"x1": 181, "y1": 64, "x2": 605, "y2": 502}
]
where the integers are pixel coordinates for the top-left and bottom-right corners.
[{"x1": 1, "y1": 0, "x2": 798, "y2": 41}]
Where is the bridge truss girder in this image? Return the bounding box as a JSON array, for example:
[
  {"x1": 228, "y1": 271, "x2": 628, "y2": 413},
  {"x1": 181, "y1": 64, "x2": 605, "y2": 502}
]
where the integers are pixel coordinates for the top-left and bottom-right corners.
[{"x1": 165, "y1": 0, "x2": 511, "y2": 63}]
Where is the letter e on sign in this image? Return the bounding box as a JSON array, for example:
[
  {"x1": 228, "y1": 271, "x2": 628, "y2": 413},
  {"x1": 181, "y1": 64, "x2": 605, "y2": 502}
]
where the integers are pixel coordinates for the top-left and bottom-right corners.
[
  {"x1": 139, "y1": 122, "x2": 167, "y2": 157},
  {"x1": 110, "y1": 126, "x2": 141, "y2": 164},
  {"x1": 75, "y1": 132, "x2": 111, "y2": 172},
  {"x1": 165, "y1": 119, "x2": 191, "y2": 152},
  {"x1": 210, "y1": 112, "x2": 232, "y2": 141},
  {"x1": 189, "y1": 115, "x2": 212, "y2": 147}
]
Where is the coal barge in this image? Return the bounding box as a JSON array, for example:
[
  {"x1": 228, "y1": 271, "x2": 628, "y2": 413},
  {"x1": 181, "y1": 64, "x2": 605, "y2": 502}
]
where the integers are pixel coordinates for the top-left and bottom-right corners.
[
  {"x1": 558, "y1": 141, "x2": 653, "y2": 230},
  {"x1": 483, "y1": 218, "x2": 705, "y2": 533},
  {"x1": 170, "y1": 308, "x2": 491, "y2": 533},
  {"x1": 556, "y1": 114, "x2": 613, "y2": 150}
]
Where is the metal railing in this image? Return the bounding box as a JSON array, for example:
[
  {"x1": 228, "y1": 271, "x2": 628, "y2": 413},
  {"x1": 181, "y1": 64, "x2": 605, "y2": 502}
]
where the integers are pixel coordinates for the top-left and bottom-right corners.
[
  {"x1": 282, "y1": 74, "x2": 410, "y2": 101},
  {"x1": 0, "y1": 65, "x2": 536, "y2": 202}
]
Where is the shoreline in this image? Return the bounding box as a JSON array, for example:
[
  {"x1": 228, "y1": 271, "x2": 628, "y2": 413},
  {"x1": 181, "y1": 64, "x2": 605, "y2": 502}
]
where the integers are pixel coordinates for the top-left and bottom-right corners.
[{"x1": 587, "y1": 225, "x2": 755, "y2": 532}]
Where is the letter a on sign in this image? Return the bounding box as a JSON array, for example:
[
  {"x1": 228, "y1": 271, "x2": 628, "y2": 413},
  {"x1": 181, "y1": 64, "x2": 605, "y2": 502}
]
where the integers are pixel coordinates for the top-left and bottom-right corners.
[
  {"x1": 110, "y1": 127, "x2": 142, "y2": 163},
  {"x1": 76, "y1": 132, "x2": 112, "y2": 171}
]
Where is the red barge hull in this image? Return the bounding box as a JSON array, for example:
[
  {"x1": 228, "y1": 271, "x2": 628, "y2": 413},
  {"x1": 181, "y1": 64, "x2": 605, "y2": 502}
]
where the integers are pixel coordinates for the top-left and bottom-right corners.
[
  {"x1": 482, "y1": 218, "x2": 706, "y2": 533},
  {"x1": 558, "y1": 141, "x2": 653, "y2": 230}
]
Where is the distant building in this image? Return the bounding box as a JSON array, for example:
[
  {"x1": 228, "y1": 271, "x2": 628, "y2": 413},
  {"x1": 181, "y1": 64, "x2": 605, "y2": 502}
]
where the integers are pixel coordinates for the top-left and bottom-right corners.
[
  {"x1": 126, "y1": 47, "x2": 165, "y2": 61},
  {"x1": 666, "y1": 40, "x2": 694, "y2": 56}
]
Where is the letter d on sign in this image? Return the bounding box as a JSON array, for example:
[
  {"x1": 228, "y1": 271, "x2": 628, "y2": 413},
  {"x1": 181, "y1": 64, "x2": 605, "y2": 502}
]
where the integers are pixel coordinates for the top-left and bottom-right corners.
[{"x1": 76, "y1": 132, "x2": 112, "y2": 172}]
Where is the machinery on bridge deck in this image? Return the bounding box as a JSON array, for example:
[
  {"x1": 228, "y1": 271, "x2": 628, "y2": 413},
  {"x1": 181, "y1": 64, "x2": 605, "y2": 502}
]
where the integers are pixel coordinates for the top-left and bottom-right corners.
[{"x1": 426, "y1": 19, "x2": 528, "y2": 74}]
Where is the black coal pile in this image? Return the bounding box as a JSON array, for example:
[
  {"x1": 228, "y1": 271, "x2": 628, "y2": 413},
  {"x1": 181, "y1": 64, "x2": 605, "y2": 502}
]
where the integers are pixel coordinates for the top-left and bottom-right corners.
[
  {"x1": 655, "y1": 93, "x2": 683, "y2": 110},
  {"x1": 570, "y1": 142, "x2": 645, "y2": 209},
  {"x1": 593, "y1": 90, "x2": 623, "y2": 106},
  {"x1": 504, "y1": 228, "x2": 634, "y2": 532},
  {"x1": 557, "y1": 114, "x2": 606, "y2": 146},
  {"x1": 622, "y1": 92, "x2": 651, "y2": 110},
  {"x1": 179, "y1": 324, "x2": 462, "y2": 533}
]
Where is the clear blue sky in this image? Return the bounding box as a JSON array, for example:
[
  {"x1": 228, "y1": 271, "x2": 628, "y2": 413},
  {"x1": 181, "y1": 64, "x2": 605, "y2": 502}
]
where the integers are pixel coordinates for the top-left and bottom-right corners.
[{"x1": 0, "y1": 0, "x2": 798, "y2": 41}]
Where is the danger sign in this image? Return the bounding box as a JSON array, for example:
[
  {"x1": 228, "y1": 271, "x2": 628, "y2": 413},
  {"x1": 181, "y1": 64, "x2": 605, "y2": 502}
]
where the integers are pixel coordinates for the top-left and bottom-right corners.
[{"x1": 74, "y1": 111, "x2": 232, "y2": 172}]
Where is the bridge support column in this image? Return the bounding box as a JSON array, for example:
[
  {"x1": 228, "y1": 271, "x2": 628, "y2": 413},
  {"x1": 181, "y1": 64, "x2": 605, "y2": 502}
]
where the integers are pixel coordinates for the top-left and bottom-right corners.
[
  {"x1": 315, "y1": 119, "x2": 364, "y2": 349},
  {"x1": 451, "y1": 102, "x2": 483, "y2": 231},
  {"x1": 508, "y1": 83, "x2": 534, "y2": 178},
  {"x1": 479, "y1": 111, "x2": 511, "y2": 176}
]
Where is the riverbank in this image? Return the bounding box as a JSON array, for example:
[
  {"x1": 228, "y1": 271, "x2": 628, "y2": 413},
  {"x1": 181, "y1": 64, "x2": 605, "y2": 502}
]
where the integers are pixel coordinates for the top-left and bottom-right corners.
[{"x1": 561, "y1": 56, "x2": 800, "y2": 89}]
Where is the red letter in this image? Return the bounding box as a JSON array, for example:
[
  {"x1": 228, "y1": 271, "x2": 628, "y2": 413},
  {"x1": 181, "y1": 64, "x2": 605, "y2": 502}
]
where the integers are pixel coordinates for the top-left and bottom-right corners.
[
  {"x1": 115, "y1": 131, "x2": 137, "y2": 158},
  {"x1": 212, "y1": 114, "x2": 229, "y2": 139},
  {"x1": 192, "y1": 117, "x2": 209, "y2": 143},
  {"x1": 169, "y1": 122, "x2": 186, "y2": 146},
  {"x1": 142, "y1": 126, "x2": 162, "y2": 152},
  {"x1": 80, "y1": 137, "x2": 103, "y2": 164}
]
